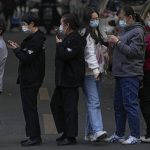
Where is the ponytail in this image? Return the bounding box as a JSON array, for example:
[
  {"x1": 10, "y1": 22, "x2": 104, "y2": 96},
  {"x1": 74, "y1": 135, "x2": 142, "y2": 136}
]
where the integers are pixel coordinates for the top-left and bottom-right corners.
[
  {"x1": 123, "y1": 6, "x2": 144, "y2": 25},
  {"x1": 135, "y1": 13, "x2": 144, "y2": 25}
]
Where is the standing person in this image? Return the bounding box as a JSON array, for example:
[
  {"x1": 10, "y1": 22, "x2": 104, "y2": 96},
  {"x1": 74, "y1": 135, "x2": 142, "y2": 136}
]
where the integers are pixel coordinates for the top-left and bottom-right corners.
[
  {"x1": 8, "y1": 12, "x2": 46, "y2": 147},
  {"x1": 140, "y1": 11, "x2": 150, "y2": 143},
  {"x1": 81, "y1": 8, "x2": 108, "y2": 142},
  {"x1": 18, "y1": 0, "x2": 27, "y2": 14},
  {"x1": 40, "y1": 0, "x2": 60, "y2": 34},
  {"x1": 50, "y1": 14, "x2": 86, "y2": 146},
  {"x1": 105, "y1": 6, "x2": 145, "y2": 144},
  {"x1": 1, "y1": 0, "x2": 17, "y2": 26},
  {"x1": 0, "y1": 19, "x2": 7, "y2": 94}
]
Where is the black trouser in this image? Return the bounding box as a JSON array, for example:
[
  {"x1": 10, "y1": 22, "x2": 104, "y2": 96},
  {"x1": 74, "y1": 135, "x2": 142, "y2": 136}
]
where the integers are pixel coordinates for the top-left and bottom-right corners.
[
  {"x1": 140, "y1": 72, "x2": 150, "y2": 137},
  {"x1": 50, "y1": 87, "x2": 79, "y2": 137},
  {"x1": 20, "y1": 86, "x2": 41, "y2": 138}
]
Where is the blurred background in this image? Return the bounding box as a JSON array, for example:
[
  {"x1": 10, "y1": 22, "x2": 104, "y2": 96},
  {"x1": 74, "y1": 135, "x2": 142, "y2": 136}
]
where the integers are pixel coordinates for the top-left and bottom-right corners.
[{"x1": 0, "y1": 0, "x2": 149, "y2": 35}]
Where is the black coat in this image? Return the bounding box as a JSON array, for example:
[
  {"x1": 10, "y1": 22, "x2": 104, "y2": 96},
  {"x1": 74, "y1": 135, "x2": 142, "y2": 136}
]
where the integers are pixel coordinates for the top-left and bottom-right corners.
[
  {"x1": 55, "y1": 31, "x2": 86, "y2": 87},
  {"x1": 13, "y1": 30, "x2": 46, "y2": 88}
]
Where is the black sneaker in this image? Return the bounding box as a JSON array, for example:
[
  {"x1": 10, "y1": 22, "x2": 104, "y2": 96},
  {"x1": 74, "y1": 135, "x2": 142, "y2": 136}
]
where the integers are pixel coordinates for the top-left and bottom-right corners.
[
  {"x1": 20, "y1": 138, "x2": 29, "y2": 144},
  {"x1": 56, "y1": 133, "x2": 66, "y2": 141},
  {"x1": 57, "y1": 137, "x2": 77, "y2": 146},
  {"x1": 21, "y1": 137, "x2": 42, "y2": 147}
]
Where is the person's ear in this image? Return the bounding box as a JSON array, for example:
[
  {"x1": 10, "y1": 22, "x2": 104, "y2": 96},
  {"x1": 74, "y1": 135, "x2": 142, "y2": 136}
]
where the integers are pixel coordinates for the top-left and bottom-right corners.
[{"x1": 129, "y1": 15, "x2": 133, "y2": 20}]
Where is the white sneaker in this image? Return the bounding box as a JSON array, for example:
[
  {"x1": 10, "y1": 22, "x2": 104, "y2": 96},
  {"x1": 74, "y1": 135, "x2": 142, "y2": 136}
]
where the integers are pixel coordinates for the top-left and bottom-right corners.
[
  {"x1": 84, "y1": 134, "x2": 94, "y2": 141},
  {"x1": 105, "y1": 133, "x2": 125, "y2": 143},
  {"x1": 140, "y1": 135, "x2": 150, "y2": 143},
  {"x1": 122, "y1": 136, "x2": 141, "y2": 145},
  {"x1": 90, "y1": 131, "x2": 107, "y2": 142}
]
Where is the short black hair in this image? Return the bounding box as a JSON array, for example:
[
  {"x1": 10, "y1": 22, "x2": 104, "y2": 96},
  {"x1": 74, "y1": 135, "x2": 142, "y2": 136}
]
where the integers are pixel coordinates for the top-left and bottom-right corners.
[
  {"x1": 21, "y1": 12, "x2": 40, "y2": 27},
  {"x1": 0, "y1": 19, "x2": 6, "y2": 35}
]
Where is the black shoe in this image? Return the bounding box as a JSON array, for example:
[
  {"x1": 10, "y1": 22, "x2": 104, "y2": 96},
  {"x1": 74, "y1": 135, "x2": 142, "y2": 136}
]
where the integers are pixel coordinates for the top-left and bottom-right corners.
[
  {"x1": 20, "y1": 139, "x2": 29, "y2": 144},
  {"x1": 57, "y1": 137, "x2": 77, "y2": 146},
  {"x1": 21, "y1": 137, "x2": 42, "y2": 147},
  {"x1": 56, "y1": 134, "x2": 66, "y2": 141},
  {"x1": 20, "y1": 137, "x2": 42, "y2": 144}
]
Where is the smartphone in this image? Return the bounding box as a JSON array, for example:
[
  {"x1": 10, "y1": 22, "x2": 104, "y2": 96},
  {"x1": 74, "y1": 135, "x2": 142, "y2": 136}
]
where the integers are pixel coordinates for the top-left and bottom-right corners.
[{"x1": 57, "y1": 33, "x2": 63, "y2": 40}]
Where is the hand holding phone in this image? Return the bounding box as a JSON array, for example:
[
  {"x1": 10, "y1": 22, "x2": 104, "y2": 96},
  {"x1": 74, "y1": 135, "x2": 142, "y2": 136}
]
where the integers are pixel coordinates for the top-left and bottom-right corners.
[
  {"x1": 6, "y1": 40, "x2": 13, "y2": 46},
  {"x1": 107, "y1": 35, "x2": 119, "y2": 44},
  {"x1": 6, "y1": 40, "x2": 19, "y2": 49},
  {"x1": 56, "y1": 36, "x2": 62, "y2": 43},
  {"x1": 55, "y1": 27, "x2": 64, "y2": 41}
]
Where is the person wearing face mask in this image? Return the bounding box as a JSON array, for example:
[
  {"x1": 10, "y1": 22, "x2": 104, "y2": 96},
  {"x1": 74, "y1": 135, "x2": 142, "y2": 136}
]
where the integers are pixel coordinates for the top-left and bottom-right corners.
[
  {"x1": 8, "y1": 12, "x2": 46, "y2": 147},
  {"x1": 80, "y1": 8, "x2": 108, "y2": 142},
  {"x1": 118, "y1": 19, "x2": 127, "y2": 29},
  {"x1": 50, "y1": 14, "x2": 86, "y2": 146},
  {"x1": 111, "y1": 9, "x2": 126, "y2": 35},
  {"x1": 0, "y1": 19, "x2": 7, "y2": 94},
  {"x1": 139, "y1": 11, "x2": 150, "y2": 143},
  {"x1": 144, "y1": 12, "x2": 150, "y2": 32},
  {"x1": 105, "y1": 6, "x2": 145, "y2": 144}
]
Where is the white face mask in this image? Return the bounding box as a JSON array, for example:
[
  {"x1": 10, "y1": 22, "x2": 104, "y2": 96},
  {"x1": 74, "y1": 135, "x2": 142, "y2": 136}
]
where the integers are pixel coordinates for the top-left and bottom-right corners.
[
  {"x1": 22, "y1": 26, "x2": 30, "y2": 33},
  {"x1": 59, "y1": 25, "x2": 64, "y2": 33},
  {"x1": 118, "y1": 19, "x2": 127, "y2": 28},
  {"x1": 145, "y1": 20, "x2": 150, "y2": 27}
]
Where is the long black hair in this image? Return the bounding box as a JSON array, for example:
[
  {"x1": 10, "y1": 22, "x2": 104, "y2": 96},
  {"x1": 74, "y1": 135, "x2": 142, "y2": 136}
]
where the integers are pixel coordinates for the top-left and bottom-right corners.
[{"x1": 83, "y1": 7, "x2": 104, "y2": 45}]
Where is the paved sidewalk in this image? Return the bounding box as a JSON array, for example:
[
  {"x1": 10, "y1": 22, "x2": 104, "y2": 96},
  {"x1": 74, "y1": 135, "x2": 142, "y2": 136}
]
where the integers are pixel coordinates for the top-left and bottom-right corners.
[{"x1": 0, "y1": 32, "x2": 149, "y2": 150}]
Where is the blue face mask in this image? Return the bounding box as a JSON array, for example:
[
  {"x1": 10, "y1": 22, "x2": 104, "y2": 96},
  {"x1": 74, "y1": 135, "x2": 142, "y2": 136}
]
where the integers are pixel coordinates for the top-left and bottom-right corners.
[
  {"x1": 90, "y1": 20, "x2": 99, "y2": 28},
  {"x1": 118, "y1": 19, "x2": 127, "y2": 28}
]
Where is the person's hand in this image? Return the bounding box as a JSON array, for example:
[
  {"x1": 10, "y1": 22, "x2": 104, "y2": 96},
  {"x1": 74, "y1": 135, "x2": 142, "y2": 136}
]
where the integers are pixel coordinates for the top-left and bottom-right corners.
[
  {"x1": 56, "y1": 36, "x2": 62, "y2": 43},
  {"x1": 7, "y1": 40, "x2": 20, "y2": 49},
  {"x1": 94, "y1": 73, "x2": 101, "y2": 80},
  {"x1": 108, "y1": 35, "x2": 119, "y2": 44},
  {"x1": 104, "y1": 52, "x2": 109, "y2": 62}
]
